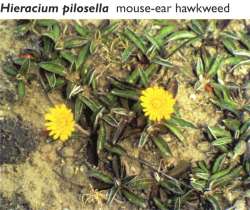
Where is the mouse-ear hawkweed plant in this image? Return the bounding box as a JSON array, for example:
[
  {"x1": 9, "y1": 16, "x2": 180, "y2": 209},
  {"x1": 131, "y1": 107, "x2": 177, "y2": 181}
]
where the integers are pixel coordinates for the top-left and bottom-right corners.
[
  {"x1": 45, "y1": 104, "x2": 75, "y2": 141},
  {"x1": 140, "y1": 86, "x2": 176, "y2": 121},
  {"x1": 3, "y1": 20, "x2": 250, "y2": 209}
]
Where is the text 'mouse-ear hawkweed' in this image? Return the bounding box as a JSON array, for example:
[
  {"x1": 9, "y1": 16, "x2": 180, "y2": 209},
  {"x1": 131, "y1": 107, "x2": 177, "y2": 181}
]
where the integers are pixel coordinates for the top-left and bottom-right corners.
[
  {"x1": 140, "y1": 86, "x2": 176, "y2": 121},
  {"x1": 45, "y1": 104, "x2": 75, "y2": 141}
]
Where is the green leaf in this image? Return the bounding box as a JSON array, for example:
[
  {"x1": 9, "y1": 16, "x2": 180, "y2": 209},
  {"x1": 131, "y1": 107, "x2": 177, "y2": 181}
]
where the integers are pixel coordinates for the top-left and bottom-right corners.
[
  {"x1": 127, "y1": 68, "x2": 140, "y2": 84},
  {"x1": 169, "y1": 116, "x2": 196, "y2": 128},
  {"x1": 210, "y1": 99, "x2": 239, "y2": 116},
  {"x1": 17, "y1": 80, "x2": 25, "y2": 98},
  {"x1": 222, "y1": 37, "x2": 237, "y2": 54},
  {"x1": 75, "y1": 42, "x2": 90, "y2": 70},
  {"x1": 102, "y1": 115, "x2": 119, "y2": 127},
  {"x1": 240, "y1": 119, "x2": 250, "y2": 134},
  {"x1": 104, "y1": 144, "x2": 127, "y2": 156},
  {"x1": 66, "y1": 82, "x2": 83, "y2": 99},
  {"x1": 222, "y1": 118, "x2": 241, "y2": 132},
  {"x1": 207, "y1": 55, "x2": 224, "y2": 77},
  {"x1": 60, "y1": 50, "x2": 76, "y2": 64},
  {"x1": 107, "y1": 186, "x2": 119, "y2": 205},
  {"x1": 97, "y1": 122, "x2": 106, "y2": 154},
  {"x1": 124, "y1": 28, "x2": 147, "y2": 54},
  {"x1": 195, "y1": 171, "x2": 210, "y2": 180},
  {"x1": 224, "y1": 56, "x2": 245, "y2": 65},
  {"x1": 239, "y1": 32, "x2": 250, "y2": 50},
  {"x1": 55, "y1": 78, "x2": 65, "y2": 88},
  {"x1": 144, "y1": 63, "x2": 159, "y2": 78},
  {"x1": 159, "y1": 179, "x2": 184, "y2": 195},
  {"x1": 200, "y1": 47, "x2": 211, "y2": 70},
  {"x1": 212, "y1": 166, "x2": 242, "y2": 187},
  {"x1": 111, "y1": 107, "x2": 130, "y2": 116},
  {"x1": 81, "y1": 67, "x2": 96, "y2": 86},
  {"x1": 13, "y1": 57, "x2": 27, "y2": 66},
  {"x1": 74, "y1": 24, "x2": 90, "y2": 37},
  {"x1": 212, "y1": 154, "x2": 227, "y2": 173},
  {"x1": 36, "y1": 19, "x2": 58, "y2": 27},
  {"x1": 43, "y1": 23, "x2": 61, "y2": 42},
  {"x1": 78, "y1": 95, "x2": 100, "y2": 112},
  {"x1": 90, "y1": 39, "x2": 98, "y2": 54},
  {"x1": 64, "y1": 36, "x2": 88, "y2": 49},
  {"x1": 191, "y1": 179, "x2": 206, "y2": 191},
  {"x1": 233, "y1": 49, "x2": 250, "y2": 58},
  {"x1": 210, "y1": 167, "x2": 231, "y2": 181},
  {"x1": 233, "y1": 140, "x2": 247, "y2": 159},
  {"x1": 245, "y1": 160, "x2": 250, "y2": 175},
  {"x1": 195, "y1": 56, "x2": 204, "y2": 77},
  {"x1": 138, "y1": 128, "x2": 150, "y2": 148},
  {"x1": 189, "y1": 20, "x2": 206, "y2": 35},
  {"x1": 88, "y1": 168, "x2": 113, "y2": 185},
  {"x1": 45, "y1": 73, "x2": 57, "y2": 89},
  {"x1": 93, "y1": 107, "x2": 105, "y2": 130},
  {"x1": 153, "y1": 197, "x2": 168, "y2": 210},
  {"x1": 138, "y1": 68, "x2": 149, "y2": 87},
  {"x1": 153, "y1": 136, "x2": 172, "y2": 158},
  {"x1": 145, "y1": 33, "x2": 161, "y2": 50},
  {"x1": 211, "y1": 137, "x2": 232, "y2": 146},
  {"x1": 155, "y1": 25, "x2": 176, "y2": 40},
  {"x1": 152, "y1": 57, "x2": 173, "y2": 68},
  {"x1": 206, "y1": 195, "x2": 222, "y2": 210},
  {"x1": 174, "y1": 197, "x2": 181, "y2": 210},
  {"x1": 19, "y1": 59, "x2": 30, "y2": 75},
  {"x1": 74, "y1": 96, "x2": 84, "y2": 122},
  {"x1": 167, "y1": 31, "x2": 197, "y2": 42},
  {"x1": 41, "y1": 36, "x2": 54, "y2": 56},
  {"x1": 111, "y1": 88, "x2": 138, "y2": 100},
  {"x1": 121, "y1": 45, "x2": 134, "y2": 62},
  {"x1": 3, "y1": 64, "x2": 18, "y2": 76},
  {"x1": 102, "y1": 22, "x2": 119, "y2": 36},
  {"x1": 197, "y1": 161, "x2": 210, "y2": 173},
  {"x1": 208, "y1": 126, "x2": 231, "y2": 139},
  {"x1": 108, "y1": 76, "x2": 136, "y2": 90},
  {"x1": 126, "y1": 177, "x2": 152, "y2": 190},
  {"x1": 15, "y1": 23, "x2": 31, "y2": 36},
  {"x1": 164, "y1": 122, "x2": 185, "y2": 144},
  {"x1": 39, "y1": 61, "x2": 66, "y2": 76},
  {"x1": 122, "y1": 189, "x2": 147, "y2": 208}
]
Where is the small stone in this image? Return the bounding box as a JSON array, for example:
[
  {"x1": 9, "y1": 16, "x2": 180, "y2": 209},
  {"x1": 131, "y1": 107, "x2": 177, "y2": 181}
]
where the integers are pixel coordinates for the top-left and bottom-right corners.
[
  {"x1": 197, "y1": 141, "x2": 211, "y2": 152},
  {"x1": 61, "y1": 164, "x2": 74, "y2": 179},
  {"x1": 40, "y1": 144, "x2": 52, "y2": 154},
  {"x1": 190, "y1": 93, "x2": 197, "y2": 100},
  {"x1": 233, "y1": 140, "x2": 247, "y2": 160},
  {"x1": 122, "y1": 156, "x2": 141, "y2": 176},
  {"x1": 234, "y1": 199, "x2": 247, "y2": 210},
  {"x1": 137, "y1": 116, "x2": 146, "y2": 128},
  {"x1": 79, "y1": 165, "x2": 87, "y2": 173},
  {"x1": 0, "y1": 117, "x2": 38, "y2": 164},
  {"x1": 72, "y1": 171, "x2": 89, "y2": 186},
  {"x1": 0, "y1": 69, "x2": 17, "y2": 104},
  {"x1": 60, "y1": 147, "x2": 75, "y2": 158}
]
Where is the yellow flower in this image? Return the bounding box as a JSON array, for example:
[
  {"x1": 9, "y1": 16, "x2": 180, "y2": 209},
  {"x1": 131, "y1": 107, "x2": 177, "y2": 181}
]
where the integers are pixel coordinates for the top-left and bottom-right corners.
[
  {"x1": 45, "y1": 104, "x2": 75, "y2": 141},
  {"x1": 140, "y1": 86, "x2": 176, "y2": 121}
]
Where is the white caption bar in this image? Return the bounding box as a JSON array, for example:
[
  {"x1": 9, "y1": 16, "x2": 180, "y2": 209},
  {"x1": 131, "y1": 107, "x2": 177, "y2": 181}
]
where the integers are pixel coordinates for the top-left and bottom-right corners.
[{"x1": 0, "y1": 0, "x2": 249, "y2": 19}]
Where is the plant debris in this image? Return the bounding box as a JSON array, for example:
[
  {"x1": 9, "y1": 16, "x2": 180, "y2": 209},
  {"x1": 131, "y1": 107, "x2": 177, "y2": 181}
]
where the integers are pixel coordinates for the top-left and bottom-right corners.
[
  {"x1": 0, "y1": 117, "x2": 38, "y2": 164},
  {"x1": 0, "y1": 193, "x2": 31, "y2": 210}
]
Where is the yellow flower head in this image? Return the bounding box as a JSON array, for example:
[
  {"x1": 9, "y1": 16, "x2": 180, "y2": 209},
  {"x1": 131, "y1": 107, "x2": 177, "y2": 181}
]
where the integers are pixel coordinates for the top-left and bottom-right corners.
[
  {"x1": 140, "y1": 86, "x2": 176, "y2": 121},
  {"x1": 45, "y1": 104, "x2": 75, "y2": 141}
]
